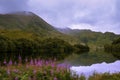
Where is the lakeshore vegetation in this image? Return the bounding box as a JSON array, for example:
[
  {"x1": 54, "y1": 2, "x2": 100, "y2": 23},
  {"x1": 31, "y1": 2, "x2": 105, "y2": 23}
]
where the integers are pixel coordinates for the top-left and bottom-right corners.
[{"x1": 0, "y1": 58, "x2": 120, "y2": 80}]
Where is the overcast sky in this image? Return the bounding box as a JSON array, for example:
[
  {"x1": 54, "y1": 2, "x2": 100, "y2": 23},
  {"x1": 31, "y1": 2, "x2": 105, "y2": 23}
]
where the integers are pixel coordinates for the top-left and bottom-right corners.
[{"x1": 0, "y1": 0, "x2": 120, "y2": 34}]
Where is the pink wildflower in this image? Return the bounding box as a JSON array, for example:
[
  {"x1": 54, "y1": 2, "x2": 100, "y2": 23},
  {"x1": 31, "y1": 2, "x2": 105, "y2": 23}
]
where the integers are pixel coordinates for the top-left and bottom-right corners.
[
  {"x1": 54, "y1": 77, "x2": 57, "y2": 80},
  {"x1": 8, "y1": 60, "x2": 12, "y2": 65},
  {"x1": 7, "y1": 69, "x2": 10, "y2": 75},
  {"x1": 3, "y1": 59, "x2": 7, "y2": 65}
]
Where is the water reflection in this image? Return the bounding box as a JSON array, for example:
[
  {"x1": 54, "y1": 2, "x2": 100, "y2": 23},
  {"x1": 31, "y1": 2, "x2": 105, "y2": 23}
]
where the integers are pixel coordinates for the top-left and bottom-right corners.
[
  {"x1": 64, "y1": 51, "x2": 118, "y2": 66},
  {"x1": 70, "y1": 60, "x2": 120, "y2": 77}
]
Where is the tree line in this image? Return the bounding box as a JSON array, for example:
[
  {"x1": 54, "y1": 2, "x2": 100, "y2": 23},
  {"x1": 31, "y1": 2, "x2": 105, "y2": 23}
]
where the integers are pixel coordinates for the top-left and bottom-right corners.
[{"x1": 0, "y1": 35, "x2": 89, "y2": 63}]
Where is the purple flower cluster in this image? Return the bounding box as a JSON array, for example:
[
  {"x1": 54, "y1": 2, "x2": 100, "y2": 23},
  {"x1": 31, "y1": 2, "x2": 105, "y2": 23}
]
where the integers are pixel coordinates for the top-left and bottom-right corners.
[{"x1": 1, "y1": 58, "x2": 71, "y2": 80}]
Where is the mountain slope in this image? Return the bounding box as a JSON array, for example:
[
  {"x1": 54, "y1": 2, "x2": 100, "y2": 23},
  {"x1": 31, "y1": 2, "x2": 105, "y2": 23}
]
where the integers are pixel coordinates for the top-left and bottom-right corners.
[
  {"x1": 0, "y1": 11, "x2": 56, "y2": 35},
  {"x1": 0, "y1": 11, "x2": 78, "y2": 44}
]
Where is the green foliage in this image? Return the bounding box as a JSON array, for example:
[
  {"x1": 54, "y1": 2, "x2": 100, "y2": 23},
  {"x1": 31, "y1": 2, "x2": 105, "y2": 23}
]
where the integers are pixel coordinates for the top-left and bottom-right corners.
[
  {"x1": 112, "y1": 38, "x2": 120, "y2": 44},
  {"x1": 74, "y1": 44, "x2": 89, "y2": 53},
  {"x1": 104, "y1": 38, "x2": 120, "y2": 59},
  {"x1": 0, "y1": 33, "x2": 88, "y2": 63},
  {"x1": 40, "y1": 38, "x2": 74, "y2": 60},
  {"x1": 0, "y1": 35, "x2": 9, "y2": 53}
]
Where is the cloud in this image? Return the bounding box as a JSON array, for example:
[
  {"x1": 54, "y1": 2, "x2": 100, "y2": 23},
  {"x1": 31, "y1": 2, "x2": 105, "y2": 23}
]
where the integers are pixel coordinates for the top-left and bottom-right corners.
[
  {"x1": 28, "y1": 0, "x2": 120, "y2": 34},
  {"x1": 0, "y1": 0, "x2": 29, "y2": 13},
  {"x1": 70, "y1": 60, "x2": 120, "y2": 78},
  {"x1": 45, "y1": 0, "x2": 114, "y2": 24},
  {"x1": 69, "y1": 23, "x2": 120, "y2": 34},
  {"x1": 0, "y1": 0, "x2": 120, "y2": 34},
  {"x1": 28, "y1": 0, "x2": 75, "y2": 27}
]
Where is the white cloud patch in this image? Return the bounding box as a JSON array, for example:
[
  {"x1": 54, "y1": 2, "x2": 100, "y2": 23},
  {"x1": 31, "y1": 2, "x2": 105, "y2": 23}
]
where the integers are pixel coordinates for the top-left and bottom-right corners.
[
  {"x1": 69, "y1": 23, "x2": 120, "y2": 34},
  {"x1": 28, "y1": 0, "x2": 120, "y2": 34},
  {"x1": 69, "y1": 24, "x2": 96, "y2": 30}
]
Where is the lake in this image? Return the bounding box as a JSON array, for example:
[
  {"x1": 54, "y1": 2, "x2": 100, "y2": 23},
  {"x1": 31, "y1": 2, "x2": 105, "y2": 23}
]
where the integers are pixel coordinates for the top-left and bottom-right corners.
[
  {"x1": 63, "y1": 51, "x2": 118, "y2": 66},
  {"x1": 63, "y1": 51, "x2": 120, "y2": 77}
]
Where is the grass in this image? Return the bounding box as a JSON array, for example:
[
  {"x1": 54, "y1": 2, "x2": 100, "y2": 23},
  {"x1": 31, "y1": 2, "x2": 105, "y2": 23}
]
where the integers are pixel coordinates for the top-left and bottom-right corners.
[{"x1": 89, "y1": 73, "x2": 120, "y2": 80}]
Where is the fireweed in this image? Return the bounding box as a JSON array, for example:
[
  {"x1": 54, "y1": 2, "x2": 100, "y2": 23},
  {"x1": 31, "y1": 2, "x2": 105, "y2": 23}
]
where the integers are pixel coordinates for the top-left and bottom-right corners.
[
  {"x1": 0, "y1": 58, "x2": 119, "y2": 80},
  {"x1": 0, "y1": 58, "x2": 79, "y2": 80}
]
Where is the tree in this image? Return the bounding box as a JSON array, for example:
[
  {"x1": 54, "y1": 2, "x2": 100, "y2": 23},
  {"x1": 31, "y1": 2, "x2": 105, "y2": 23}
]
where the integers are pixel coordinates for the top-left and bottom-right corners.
[
  {"x1": 104, "y1": 38, "x2": 120, "y2": 59},
  {"x1": 74, "y1": 44, "x2": 89, "y2": 53}
]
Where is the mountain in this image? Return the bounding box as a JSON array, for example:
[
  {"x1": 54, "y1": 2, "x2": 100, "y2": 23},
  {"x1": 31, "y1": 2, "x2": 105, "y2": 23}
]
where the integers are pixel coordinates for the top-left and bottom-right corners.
[
  {"x1": 0, "y1": 11, "x2": 57, "y2": 35},
  {"x1": 58, "y1": 28, "x2": 120, "y2": 50},
  {"x1": 0, "y1": 11, "x2": 78, "y2": 44}
]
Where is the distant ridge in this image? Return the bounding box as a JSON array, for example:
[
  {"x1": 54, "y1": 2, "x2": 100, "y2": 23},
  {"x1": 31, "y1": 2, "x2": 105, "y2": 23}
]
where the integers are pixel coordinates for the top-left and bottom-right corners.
[{"x1": 58, "y1": 28, "x2": 120, "y2": 48}]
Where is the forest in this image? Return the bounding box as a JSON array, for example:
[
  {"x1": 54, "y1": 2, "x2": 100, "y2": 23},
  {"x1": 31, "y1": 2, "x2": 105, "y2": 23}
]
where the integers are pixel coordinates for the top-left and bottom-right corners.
[
  {"x1": 0, "y1": 34, "x2": 89, "y2": 64},
  {"x1": 104, "y1": 38, "x2": 120, "y2": 59}
]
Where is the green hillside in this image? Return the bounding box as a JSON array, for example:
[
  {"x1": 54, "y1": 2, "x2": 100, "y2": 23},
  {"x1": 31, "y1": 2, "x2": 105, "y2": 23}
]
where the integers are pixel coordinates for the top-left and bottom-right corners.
[
  {"x1": 0, "y1": 11, "x2": 78, "y2": 44},
  {"x1": 58, "y1": 28, "x2": 120, "y2": 50},
  {"x1": 0, "y1": 11, "x2": 57, "y2": 35}
]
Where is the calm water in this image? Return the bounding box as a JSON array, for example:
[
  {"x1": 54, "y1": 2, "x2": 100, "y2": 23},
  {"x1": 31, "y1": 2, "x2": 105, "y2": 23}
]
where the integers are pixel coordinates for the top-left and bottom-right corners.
[
  {"x1": 64, "y1": 51, "x2": 120, "y2": 77},
  {"x1": 63, "y1": 51, "x2": 118, "y2": 66}
]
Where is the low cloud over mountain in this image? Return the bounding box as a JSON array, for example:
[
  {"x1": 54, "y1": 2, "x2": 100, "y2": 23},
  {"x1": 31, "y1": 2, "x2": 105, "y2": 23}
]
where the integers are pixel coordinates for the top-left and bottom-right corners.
[{"x1": 0, "y1": 0, "x2": 120, "y2": 34}]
